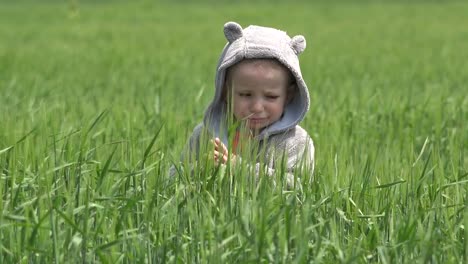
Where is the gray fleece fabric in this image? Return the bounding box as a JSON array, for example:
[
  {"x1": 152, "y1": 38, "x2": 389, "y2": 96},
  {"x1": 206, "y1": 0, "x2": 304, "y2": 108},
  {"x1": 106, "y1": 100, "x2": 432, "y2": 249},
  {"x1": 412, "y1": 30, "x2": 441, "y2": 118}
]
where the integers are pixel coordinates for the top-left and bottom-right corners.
[{"x1": 175, "y1": 22, "x2": 315, "y2": 188}]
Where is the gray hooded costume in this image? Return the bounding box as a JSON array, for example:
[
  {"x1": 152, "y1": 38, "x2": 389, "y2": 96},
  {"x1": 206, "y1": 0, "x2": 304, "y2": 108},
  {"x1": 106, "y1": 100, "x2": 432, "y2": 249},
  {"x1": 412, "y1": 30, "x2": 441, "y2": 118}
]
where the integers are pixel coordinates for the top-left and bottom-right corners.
[{"x1": 176, "y1": 22, "x2": 315, "y2": 188}]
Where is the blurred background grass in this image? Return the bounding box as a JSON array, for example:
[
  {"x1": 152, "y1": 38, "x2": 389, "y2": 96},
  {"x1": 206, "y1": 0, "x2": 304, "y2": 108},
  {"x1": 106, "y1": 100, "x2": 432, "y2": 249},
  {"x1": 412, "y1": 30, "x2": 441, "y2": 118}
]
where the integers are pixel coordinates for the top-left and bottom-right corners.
[{"x1": 2, "y1": 0, "x2": 467, "y2": 166}]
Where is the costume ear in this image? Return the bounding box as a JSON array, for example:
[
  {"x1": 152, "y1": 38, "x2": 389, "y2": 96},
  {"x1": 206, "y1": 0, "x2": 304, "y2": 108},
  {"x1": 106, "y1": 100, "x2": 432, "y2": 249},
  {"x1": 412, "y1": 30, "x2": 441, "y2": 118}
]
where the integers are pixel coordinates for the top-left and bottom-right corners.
[
  {"x1": 224, "y1": 22, "x2": 243, "y2": 43},
  {"x1": 290, "y1": 35, "x2": 306, "y2": 55}
]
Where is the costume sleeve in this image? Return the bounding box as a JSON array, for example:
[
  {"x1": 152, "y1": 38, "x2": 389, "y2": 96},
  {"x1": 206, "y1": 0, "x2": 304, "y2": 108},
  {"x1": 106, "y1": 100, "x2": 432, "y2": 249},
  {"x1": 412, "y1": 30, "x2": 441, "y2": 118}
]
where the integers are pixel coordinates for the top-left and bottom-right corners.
[
  {"x1": 169, "y1": 124, "x2": 204, "y2": 177},
  {"x1": 236, "y1": 130, "x2": 315, "y2": 190}
]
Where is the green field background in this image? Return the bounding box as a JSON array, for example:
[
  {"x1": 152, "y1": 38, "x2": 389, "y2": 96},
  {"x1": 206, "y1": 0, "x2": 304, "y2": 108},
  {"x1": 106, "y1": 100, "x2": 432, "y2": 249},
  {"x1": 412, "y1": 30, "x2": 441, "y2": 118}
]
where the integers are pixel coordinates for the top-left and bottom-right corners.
[{"x1": 1, "y1": 1, "x2": 467, "y2": 263}]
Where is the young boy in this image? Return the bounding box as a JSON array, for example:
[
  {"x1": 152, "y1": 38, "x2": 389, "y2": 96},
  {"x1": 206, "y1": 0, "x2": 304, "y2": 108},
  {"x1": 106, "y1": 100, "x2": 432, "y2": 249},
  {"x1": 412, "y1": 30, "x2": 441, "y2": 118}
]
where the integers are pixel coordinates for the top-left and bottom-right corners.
[{"x1": 174, "y1": 21, "x2": 314, "y2": 188}]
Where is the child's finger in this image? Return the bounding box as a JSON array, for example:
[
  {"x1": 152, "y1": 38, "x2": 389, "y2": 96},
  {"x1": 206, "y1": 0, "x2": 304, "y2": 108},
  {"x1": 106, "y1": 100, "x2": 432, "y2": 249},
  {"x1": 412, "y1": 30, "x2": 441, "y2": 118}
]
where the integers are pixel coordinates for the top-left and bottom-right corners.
[
  {"x1": 214, "y1": 138, "x2": 221, "y2": 149},
  {"x1": 211, "y1": 139, "x2": 222, "y2": 154},
  {"x1": 214, "y1": 138, "x2": 229, "y2": 155},
  {"x1": 214, "y1": 140, "x2": 228, "y2": 158},
  {"x1": 220, "y1": 142, "x2": 229, "y2": 156},
  {"x1": 213, "y1": 150, "x2": 229, "y2": 165},
  {"x1": 213, "y1": 150, "x2": 221, "y2": 161}
]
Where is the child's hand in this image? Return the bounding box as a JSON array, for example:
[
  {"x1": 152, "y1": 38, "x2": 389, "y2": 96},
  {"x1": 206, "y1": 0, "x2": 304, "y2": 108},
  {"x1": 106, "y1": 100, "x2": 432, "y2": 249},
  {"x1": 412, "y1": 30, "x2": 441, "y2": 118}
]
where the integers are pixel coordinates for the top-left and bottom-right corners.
[{"x1": 211, "y1": 137, "x2": 236, "y2": 166}]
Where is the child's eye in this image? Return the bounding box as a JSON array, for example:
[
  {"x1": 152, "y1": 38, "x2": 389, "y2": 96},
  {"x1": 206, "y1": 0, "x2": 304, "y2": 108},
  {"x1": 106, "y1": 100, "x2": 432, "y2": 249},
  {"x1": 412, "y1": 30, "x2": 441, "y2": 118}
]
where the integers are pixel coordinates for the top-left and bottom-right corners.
[
  {"x1": 238, "y1": 93, "x2": 251, "y2": 97},
  {"x1": 266, "y1": 95, "x2": 279, "y2": 99}
]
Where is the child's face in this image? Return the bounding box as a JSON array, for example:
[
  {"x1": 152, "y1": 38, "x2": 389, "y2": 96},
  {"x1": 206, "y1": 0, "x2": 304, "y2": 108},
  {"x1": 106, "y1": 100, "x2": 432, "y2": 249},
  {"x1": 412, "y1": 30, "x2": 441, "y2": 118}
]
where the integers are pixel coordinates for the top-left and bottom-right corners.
[{"x1": 227, "y1": 59, "x2": 292, "y2": 133}]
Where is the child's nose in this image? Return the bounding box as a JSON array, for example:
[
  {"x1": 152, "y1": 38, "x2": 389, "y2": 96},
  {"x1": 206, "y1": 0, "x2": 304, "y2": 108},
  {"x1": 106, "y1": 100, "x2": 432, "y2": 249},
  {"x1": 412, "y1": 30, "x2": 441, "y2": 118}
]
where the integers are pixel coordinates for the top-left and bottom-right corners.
[{"x1": 250, "y1": 99, "x2": 264, "y2": 112}]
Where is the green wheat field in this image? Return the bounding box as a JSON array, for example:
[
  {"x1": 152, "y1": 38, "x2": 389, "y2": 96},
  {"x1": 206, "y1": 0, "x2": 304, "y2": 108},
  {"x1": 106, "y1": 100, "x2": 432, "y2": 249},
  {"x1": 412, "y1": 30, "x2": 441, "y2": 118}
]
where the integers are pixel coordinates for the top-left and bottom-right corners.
[{"x1": 1, "y1": 1, "x2": 467, "y2": 263}]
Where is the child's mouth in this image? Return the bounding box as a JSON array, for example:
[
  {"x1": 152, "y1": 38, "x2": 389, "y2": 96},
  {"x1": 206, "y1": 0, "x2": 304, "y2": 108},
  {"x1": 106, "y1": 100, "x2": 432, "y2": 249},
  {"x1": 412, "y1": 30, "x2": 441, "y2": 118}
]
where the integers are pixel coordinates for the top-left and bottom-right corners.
[{"x1": 248, "y1": 118, "x2": 266, "y2": 123}]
